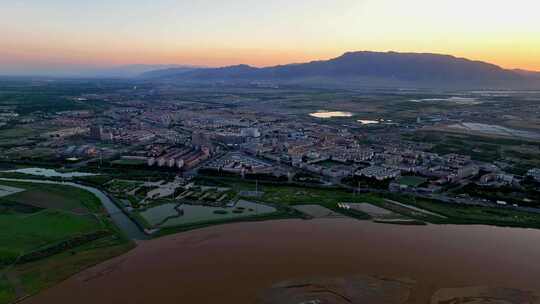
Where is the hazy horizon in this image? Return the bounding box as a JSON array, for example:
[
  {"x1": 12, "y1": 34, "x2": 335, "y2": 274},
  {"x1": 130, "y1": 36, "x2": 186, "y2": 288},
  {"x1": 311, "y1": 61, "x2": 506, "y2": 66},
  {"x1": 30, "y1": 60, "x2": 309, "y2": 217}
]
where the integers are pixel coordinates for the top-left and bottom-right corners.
[
  {"x1": 2, "y1": 50, "x2": 539, "y2": 78},
  {"x1": 1, "y1": 0, "x2": 540, "y2": 75}
]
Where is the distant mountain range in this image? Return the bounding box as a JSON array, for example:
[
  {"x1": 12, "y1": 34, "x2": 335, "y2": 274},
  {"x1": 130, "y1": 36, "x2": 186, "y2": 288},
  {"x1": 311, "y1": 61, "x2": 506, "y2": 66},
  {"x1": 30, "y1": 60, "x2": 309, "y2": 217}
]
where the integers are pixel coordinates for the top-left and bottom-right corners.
[
  {"x1": 141, "y1": 51, "x2": 540, "y2": 88},
  {"x1": 513, "y1": 69, "x2": 540, "y2": 79},
  {"x1": 88, "y1": 64, "x2": 200, "y2": 78},
  {"x1": 0, "y1": 64, "x2": 201, "y2": 78}
]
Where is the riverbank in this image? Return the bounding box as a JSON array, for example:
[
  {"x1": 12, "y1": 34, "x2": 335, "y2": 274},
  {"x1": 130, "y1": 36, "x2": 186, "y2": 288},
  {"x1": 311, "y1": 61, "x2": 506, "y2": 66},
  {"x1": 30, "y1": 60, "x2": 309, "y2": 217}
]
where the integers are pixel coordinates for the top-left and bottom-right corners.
[
  {"x1": 0, "y1": 178, "x2": 147, "y2": 240},
  {"x1": 0, "y1": 179, "x2": 136, "y2": 304},
  {"x1": 21, "y1": 219, "x2": 540, "y2": 304},
  {"x1": 5, "y1": 174, "x2": 540, "y2": 304}
]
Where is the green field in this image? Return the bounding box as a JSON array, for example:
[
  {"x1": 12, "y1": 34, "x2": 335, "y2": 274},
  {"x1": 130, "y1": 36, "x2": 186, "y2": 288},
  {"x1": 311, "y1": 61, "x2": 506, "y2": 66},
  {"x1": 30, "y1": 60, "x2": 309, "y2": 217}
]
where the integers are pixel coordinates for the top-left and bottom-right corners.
[
  {"x1": 0, "y1": 180, "x2": 133, "y2": 304},
  {"x1": 0, "y1": 127, "x2": 45, "y2": 148},
  {"x1": 0, "y1": 181, "x2": 104, "y2": 213},
  {"x1": 404, "y1": 131, "x2": 540, "y2": 173},
  {"x1": 0, "y1": 211, "x2": 100, "y2": 263},
  {"x1": 0, "y1": 80, "x2": 114, "y2": 115},
  {"x1": 389, "y1": 194, "x2": 540, "y2": 228},
  {"x1": 0, "y1": 276, "x2": 14, "y2": 304},
  {"x1": 196, "y1": 176, "x2": 384, "y2": 215},
  {"x1": 105, "y1": 179, "x2": 143, "y2": 194},
  {"x1": 397, "y1": 176, "x2": 428, "y2": 187},
  {"x1": 197, "y1": 176, "x2": 540, "y2": 229}
]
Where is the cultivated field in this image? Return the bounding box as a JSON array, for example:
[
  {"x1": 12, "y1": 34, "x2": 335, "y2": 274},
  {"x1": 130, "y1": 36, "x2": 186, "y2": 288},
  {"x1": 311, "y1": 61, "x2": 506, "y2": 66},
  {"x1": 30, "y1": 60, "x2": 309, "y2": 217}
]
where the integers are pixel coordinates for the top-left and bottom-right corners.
[{"x1": 0, "y1": 180, "x2": 132, "y2": 304}]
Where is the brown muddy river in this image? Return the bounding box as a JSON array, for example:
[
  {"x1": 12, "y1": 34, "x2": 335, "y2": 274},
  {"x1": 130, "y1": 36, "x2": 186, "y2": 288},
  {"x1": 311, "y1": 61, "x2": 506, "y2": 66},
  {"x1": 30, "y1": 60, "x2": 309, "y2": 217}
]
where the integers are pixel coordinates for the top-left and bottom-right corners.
[{"x1": 25, "y1": 219, "x2": 540, "y2": 303}]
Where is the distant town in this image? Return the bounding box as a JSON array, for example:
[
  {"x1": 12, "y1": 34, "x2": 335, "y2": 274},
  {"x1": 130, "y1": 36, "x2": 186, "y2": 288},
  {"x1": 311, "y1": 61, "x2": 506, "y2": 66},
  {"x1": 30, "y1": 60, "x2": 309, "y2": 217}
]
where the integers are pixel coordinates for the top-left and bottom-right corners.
[
  {"x1": 2, "y1": 79, "x2": 540, "y2": 303},
  {"x1": 1, "y1": 82, "x2": 539, "y2": 215}
]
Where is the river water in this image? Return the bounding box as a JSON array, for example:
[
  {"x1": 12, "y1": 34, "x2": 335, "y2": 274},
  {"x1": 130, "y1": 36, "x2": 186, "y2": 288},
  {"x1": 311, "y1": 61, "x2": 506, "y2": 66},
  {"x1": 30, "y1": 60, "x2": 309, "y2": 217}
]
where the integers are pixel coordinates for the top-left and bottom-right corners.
[
  {"x1": 0, "y1": 178, "x2": 147, "y2": 240},
  {"x1": 22, "y1": 219, "x2": 540, "y2": 304},
  {"x1": 4, "y1": 168, "x2": 97, "y2": 178}
]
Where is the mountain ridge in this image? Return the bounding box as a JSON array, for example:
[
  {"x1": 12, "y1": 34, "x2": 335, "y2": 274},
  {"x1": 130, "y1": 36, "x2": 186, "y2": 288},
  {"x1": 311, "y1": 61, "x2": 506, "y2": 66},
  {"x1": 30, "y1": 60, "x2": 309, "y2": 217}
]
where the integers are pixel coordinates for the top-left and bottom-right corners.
[{"x1": 141, "y1": 51, "x2": 538, "y2": 88}]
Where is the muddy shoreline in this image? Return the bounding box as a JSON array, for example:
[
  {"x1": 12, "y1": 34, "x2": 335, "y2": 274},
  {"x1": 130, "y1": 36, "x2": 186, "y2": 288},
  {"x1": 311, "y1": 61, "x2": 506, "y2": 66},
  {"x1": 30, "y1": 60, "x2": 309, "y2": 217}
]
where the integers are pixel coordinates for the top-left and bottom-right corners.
[{"x1": 23, "y1": 219, "x2": 540, "y2": 303}]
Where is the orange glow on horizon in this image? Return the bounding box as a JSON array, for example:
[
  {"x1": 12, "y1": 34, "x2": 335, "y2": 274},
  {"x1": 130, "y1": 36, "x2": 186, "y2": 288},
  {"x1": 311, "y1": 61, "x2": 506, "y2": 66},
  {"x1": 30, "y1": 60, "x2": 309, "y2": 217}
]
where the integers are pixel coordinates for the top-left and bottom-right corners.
[
  {"x1": 1, "y1": 0, "x2": 539, "y2": 73},
  {"x1": 2, "y1": 46, "x2": 538, "y2": 72}
]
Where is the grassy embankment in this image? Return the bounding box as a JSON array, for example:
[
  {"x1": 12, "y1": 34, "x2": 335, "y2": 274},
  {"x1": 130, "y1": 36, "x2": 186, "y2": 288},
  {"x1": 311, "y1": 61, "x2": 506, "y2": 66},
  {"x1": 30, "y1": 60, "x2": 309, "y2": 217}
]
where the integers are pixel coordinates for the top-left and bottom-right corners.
[
  {"x1": 196, "y1": 175, "x2": 540, "y2": 229},
  {"x1": 54, "y1": 172, "x2": 540, "y2": 240},
  {"x1": 385, "y1": 193, "x2": 540, "y2": 229},
  {"x1": 0, "y1": 180, "x2": 133, "y2": 304}
]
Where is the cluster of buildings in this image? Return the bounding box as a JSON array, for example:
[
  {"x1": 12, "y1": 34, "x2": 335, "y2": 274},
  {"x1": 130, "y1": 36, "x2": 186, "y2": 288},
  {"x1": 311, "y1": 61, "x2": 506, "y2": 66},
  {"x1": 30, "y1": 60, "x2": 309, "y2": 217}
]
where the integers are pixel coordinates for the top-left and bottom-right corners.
[
  {"x1": 62, "y1": 145, "x2": 99, "y2": 158},
  {"x1": 43, "y1": 127, "x2": 89, "y2": 139},
  {"x1": 527, "y1": 168, "x2": 540, "y2": 183},
  {"x1": 147, "y1": 146, "x2": 211, "y2": 170},
  {"x1": 357, "y1": 166, "x2": 401, "y2": 181},
  {"x1": 203, "y1": 152, "x2": 272, "y2": 175},
  {"x1": 479, "y1": 172, "x2": 518, "y2": 187},
  {"x1": 3, "y1": 87, "x2": 539, "y2": 208},
  {"x1": 0, "y1": 109, "x2": 19, "y2": 127},
  {"x1": 89, "y1": 125, "x2": 156, "y2": 143}
]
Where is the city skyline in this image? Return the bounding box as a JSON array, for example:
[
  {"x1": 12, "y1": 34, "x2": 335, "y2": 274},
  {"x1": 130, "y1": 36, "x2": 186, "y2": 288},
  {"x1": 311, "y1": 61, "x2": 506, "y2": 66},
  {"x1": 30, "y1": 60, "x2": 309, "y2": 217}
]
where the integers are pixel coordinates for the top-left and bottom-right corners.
[{"x1": 1, "y1": 0, "x2": 540, "y2": 75}]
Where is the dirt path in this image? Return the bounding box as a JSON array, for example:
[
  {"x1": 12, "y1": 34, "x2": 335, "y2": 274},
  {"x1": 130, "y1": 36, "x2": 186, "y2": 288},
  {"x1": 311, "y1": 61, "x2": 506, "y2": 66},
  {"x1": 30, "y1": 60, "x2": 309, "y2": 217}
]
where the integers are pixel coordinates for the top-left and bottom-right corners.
[{"x1": 5, "y1": 271, "x2": 26, "y2": 300}]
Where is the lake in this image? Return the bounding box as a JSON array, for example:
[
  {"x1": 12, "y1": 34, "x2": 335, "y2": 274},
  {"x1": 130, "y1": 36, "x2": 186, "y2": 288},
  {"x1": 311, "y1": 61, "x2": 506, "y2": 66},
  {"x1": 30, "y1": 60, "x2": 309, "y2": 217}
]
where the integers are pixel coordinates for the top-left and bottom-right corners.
[
  {"x1": 358, "y1": 119, "x2": 380, "y2": 125},
  {"x1": 309, "y1": 111, "x2": 354, "y2": 118},
  {"x1": 24, "y1": 219, "x2": 540, "y2": 304}
]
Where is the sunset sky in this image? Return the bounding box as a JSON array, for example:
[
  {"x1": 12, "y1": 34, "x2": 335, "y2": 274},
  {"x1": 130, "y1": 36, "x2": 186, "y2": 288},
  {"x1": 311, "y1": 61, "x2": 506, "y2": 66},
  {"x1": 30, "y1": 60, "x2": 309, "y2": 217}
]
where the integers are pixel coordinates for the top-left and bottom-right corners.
[{"x1": 1, "y1": 0, "x2": 539, "y2": 75}]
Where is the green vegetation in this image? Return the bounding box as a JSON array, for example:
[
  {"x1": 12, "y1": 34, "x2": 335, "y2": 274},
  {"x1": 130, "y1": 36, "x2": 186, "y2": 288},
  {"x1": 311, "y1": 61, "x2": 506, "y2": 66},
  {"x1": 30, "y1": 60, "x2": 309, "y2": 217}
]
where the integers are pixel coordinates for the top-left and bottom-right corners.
[
  {"x1": 0, "y1": 127, "x2": 49, "y2": 148},
  {"x1": 11, "y1": 236, "x2": 132, "y2": 299},
  {"x1": 242, "y1": 182, "x2": 384, "y2": 208},
  {"x1": 0, "y1": 180, "x2": 133, "y2": 303},
  {"x1": 196, "y1": 176, "x2": 540, "y2": 229},
  {"x1": 83, "y1": 164, "x2": 177, "y2": 182},
  {"x1": 196, "y1": 176, "x2": 382, "y2": 216},
  {"x1": 0, "y1": 211, "x2": 100, "y2": 264},
  {"x1": 0, "y1": 276, "x2": 14, "y2": 304},
  {"x1": 404, "y1": 131, "x2": 540, "y2": 173},
  {"x1": 405, "y1": 131, "x2": 503, "y2": 162},
  {"x1": 105, "y1": 179, "x2": 142, "y2": 194},
  {"x1": 389, "y1": 194, "x2": 540, "y2": 228},
  {"x1": 0, "y1": 80, "x2": 118, "y2": 115},
  {"x1": 0, "y1": 128, "x2": 37, "y2": 139},
  {"x1": 155, "y1": 208, "x2": 298, "y2": 237},
  {"x1": 397, "y1": 176, "x2": 428, "y2": 187},
  {"x1": 0, "y1": 181, "x2": 104, "y2": 213},
  {"x1": 454, "y1": 184, "x2": 540, "y2": 207}
]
